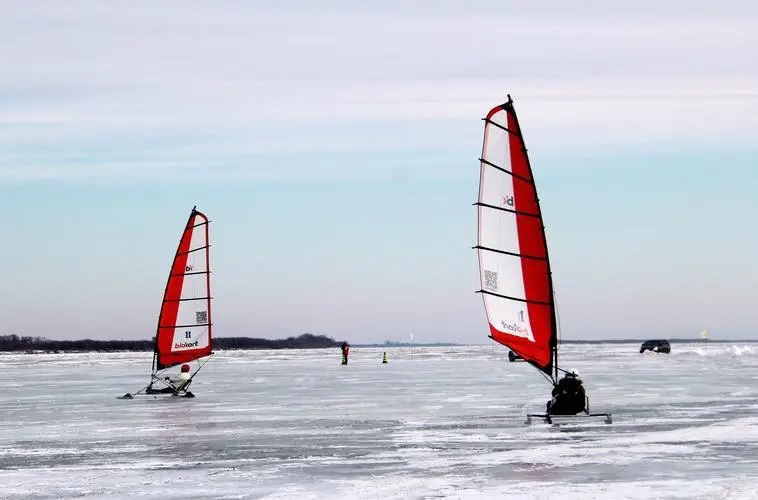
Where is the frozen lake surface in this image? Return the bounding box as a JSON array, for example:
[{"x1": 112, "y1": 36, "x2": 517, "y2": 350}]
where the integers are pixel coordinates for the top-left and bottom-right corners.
[{"x1": 1, "y1": 342, "x2": 757, "y2": 499}]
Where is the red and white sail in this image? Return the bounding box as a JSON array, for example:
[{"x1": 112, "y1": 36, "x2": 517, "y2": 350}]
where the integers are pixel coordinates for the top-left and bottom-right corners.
[
  {"x1": 154, "y1": 207, "x2": 213, "y2": 370},
  {"x1": 475, "y1": 96, "x2": 557, "y2": 378}
]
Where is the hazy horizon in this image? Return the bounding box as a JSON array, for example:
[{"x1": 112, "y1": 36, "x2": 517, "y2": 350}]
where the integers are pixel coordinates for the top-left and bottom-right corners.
[
  {"x1": 1, "y1": 331, "x2": 748, "y2": 345},
  {"x1": 1, "y1": 1, "x2": 756, "y2": 343}
]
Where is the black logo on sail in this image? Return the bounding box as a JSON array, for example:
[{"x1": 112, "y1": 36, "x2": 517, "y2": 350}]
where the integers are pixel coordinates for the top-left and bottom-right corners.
[
  {"x1": 175, "y1": 331, "x2": 199, "y2": 349},
  {"x1": 502, "y1": 195, "x2": 514, "y2": 207},
  {"x1": 501, "y1": 320, "x2": 528, "y2": 335}
]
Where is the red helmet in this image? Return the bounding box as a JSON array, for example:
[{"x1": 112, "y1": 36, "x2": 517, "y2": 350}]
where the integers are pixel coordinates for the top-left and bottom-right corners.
[{"x1": 181, "y1": 364, "x2": 191, "y2": 373}]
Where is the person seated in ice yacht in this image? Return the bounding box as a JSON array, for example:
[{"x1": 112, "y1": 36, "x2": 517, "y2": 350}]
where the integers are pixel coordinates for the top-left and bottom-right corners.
[
  {"x1": 147, "y1": 364, "x2": 192, "y2": 394},
  {"x1": 546, "y1": 369, "x2": 587, "y2": 415}
]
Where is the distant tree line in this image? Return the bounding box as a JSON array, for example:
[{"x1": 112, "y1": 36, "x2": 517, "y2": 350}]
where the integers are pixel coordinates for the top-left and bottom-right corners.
[
  {"x1": 217, "y1": 334, "x2": 341, "y2": 349},
  {"x1": 0, "y1": 333, "x2": 342, "y2": 352}
]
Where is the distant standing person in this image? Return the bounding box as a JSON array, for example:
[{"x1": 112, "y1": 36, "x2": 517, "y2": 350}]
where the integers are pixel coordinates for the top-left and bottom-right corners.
[{"x1": 341, "y1": 342, "x2": 350, "y2": 365}]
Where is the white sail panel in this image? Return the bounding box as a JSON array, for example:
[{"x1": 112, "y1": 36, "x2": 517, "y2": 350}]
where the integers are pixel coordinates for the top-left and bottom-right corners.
[
  {"x1": 172, "y1": 219, "x2": 210, "y2": 353},
  {"x1": 478, "y1": 108, "x2": 534, "y2": 341}
]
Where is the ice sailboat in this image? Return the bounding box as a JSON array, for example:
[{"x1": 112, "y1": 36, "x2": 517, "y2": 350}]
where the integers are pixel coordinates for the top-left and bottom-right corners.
[
  {"x1": 474, "y1": 95, "x2": 611, "y2": 425},
  {"x1": 120, "y1": 206, "x2": 214, "y2": 399}
]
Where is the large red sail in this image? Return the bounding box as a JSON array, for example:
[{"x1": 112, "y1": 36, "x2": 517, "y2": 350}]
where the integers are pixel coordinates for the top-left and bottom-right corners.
[
  {"x1": 475, "y1": 96, "x2": 557, "y2": 379},
  {"x1": 154, "y1": 207, "x2": 213, "y2": 370}
]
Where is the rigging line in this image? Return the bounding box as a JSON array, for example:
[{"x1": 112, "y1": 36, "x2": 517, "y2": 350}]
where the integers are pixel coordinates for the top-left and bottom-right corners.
[
  {"x1": 538, "y1": 369, "x2": 554, "y2": 385},
  {"x1": 130, "y1": 383, "x2": 152, "y2": 396},
  {"x1": 554, "y1": 288, "x2": 563, "y2": 347},
  {"x1": 553, "y1": 288, "x2": 562, "y2": 382},
  {"x1": 187, "y1": 354, "x2": 214, "y2": 383},
  {"x1": 151, "y1": 355, "x2": 214, "y2": 389}
]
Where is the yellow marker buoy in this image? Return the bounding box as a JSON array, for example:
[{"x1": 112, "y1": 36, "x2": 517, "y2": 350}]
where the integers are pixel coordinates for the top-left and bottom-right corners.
[{"x1": 382, "y1": 352, "x2": 388, "y2": 364}]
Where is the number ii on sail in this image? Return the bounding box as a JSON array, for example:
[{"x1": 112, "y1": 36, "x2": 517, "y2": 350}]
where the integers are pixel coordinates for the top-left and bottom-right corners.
[
  {"x1": 120, "y1": 206, "x2": 214, "y2": 399},
  {"x1": 474, "y1": 95, "x2": 610, "y2": 424}
]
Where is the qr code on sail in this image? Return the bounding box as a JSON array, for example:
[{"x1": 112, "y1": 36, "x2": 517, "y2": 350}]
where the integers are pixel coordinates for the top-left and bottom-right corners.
[
  {"x1": 196, "y1": 311, "x2": 208, "y2": 324},
  {"x1": 484, "y1": 270, "x2": 498, "y2": 291}
]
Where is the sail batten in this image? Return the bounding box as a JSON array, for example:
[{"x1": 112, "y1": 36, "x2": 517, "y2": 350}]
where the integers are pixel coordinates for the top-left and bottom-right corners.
[
  {"x1": 159, "y1": 323, "x2": 211, "y2": 329},
  {"x1": 475, "y1": 202, "x2": 541, "y2": 218},
  {"x1": 476, "y1": 96, "x2": 557, "y2": 380},
  {"x1": 477, "y1": 290, "x2": 552, "y2": 305},
  {"x1": 176, "y1": 245, "x2": 210, "y2": 257},
  {"x1": 153, "y1": 207, "x2": 214, "y2": 371},
  {"x1": 473, "y1": 246, "x2": 548, "y2": 260},
  {"x1": 482, "y1": 118, "x2": 519, "y2": 135},
  {"x1": 169, "y1": 271, "x2": 210, "y2": 277},
  {"x1": 479, "y1": 158, "x2": 535, "y2": 184},
  {"x1": 162, "y1": 297, "x2": 211, "y2": 303}
]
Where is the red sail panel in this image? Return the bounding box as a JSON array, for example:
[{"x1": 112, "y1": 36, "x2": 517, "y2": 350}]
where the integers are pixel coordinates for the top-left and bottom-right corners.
[
  {"x1": 476, "y1": 97, "x2": 556, "y2": 377},
  {"x1": 154, "y1": 208, "x2": 213, "y2": 370}
]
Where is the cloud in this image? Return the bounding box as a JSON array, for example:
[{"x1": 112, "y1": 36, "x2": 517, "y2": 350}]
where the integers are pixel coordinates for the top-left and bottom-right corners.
[{"x1": 0, "y1": 2, "x2": 755, "y2": 182}]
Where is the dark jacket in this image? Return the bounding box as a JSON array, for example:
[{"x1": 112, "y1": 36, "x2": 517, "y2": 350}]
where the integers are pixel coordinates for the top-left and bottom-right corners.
[
  {"x1": 547, "y1": 375, "x2": 587, "y2": 415},
  {"x1": 552, "y1": 375, "x2": 584, "y2": 399}
]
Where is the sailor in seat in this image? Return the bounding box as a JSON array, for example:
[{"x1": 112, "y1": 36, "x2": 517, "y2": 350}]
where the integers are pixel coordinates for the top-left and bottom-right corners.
[
  {"x1": 168, "y1": 364, "x2": 192, "y2": 391},
  {"x1": 546, "y1": 369, "x2": 587, "y2": 415},
  {"x1": 148, "y1": 364, "x2": 192, "y2": 394}
]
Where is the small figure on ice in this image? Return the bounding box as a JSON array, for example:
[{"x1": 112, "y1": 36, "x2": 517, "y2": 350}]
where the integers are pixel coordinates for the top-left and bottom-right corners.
[{"x1": 341, "y1": 342, "x2": 350, "y2": 365}]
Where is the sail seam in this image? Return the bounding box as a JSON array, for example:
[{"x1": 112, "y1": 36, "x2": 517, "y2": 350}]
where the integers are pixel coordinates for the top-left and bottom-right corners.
[
  {"x1": 474, "y1": 202, "x2": 541, "y2": 218},
  {"x1": 473, "y1": 245, "x2": 547, "y2": 260},
  {"x1": 479, "y1": 158, "x2": 534, "y2": 184}
]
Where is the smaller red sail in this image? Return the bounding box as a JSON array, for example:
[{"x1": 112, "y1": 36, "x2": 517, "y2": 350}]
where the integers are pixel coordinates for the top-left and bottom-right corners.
[
  {"x1": 475, "y1": 96, "x2": 557, "y2": 379},
  {"x1": 154, "y1": 207, "x2": 212, "y2": 370}
]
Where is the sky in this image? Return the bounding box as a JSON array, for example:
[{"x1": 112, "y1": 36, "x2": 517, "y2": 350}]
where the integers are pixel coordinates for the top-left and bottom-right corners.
[{"x1": 1, "y1": 0, "x2": 757, "y2": 343}]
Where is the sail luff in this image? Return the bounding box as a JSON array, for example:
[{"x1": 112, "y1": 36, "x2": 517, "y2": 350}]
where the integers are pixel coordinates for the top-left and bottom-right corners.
[
  {"x1": 476, "y1": 95, "x2": 558, "y2": 381},
  {"x1": 153, "y1": 210, "x2": 194, "y2": 370},
  {"x1": 151, "y1": 212, "x2": 191, "y2": 374}
]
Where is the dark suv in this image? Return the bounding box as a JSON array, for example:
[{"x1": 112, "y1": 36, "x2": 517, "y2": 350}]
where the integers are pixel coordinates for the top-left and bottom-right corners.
[{"x1": 639, "y1": 339, "x2": 671, "y2": 354}]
